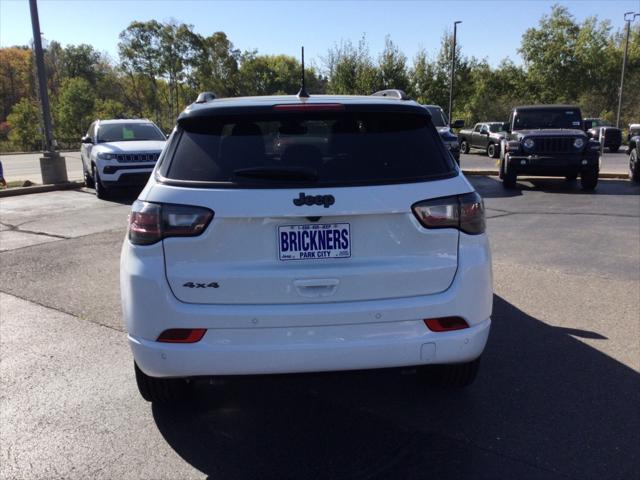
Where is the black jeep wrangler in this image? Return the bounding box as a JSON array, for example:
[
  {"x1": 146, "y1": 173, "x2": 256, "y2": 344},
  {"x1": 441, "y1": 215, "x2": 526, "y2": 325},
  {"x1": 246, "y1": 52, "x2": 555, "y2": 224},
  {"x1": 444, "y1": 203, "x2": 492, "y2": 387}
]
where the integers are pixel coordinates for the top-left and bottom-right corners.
[{"x1": 499, "y1": 105, "x2": 600, "y2": 190}]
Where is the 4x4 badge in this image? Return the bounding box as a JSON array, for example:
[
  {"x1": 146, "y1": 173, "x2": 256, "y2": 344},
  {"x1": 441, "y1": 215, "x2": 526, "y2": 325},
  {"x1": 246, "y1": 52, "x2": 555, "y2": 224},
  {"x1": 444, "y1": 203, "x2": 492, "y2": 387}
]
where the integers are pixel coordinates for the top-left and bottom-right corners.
[
  {"x1": 183, "y1": 282, "x2": 219, "y2": 289},
  {"x1": 293, "y1": 192, "x2": 335, "y2": 208}
]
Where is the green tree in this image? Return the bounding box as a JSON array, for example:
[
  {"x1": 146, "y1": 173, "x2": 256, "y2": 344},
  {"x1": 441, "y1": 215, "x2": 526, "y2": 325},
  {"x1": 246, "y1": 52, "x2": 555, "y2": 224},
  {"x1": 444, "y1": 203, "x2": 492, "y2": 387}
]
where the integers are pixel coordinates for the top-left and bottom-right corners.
[
  {"x1": 7, "y1": 98, "x2": 42, "y2": 150},
  {"x1": 55, "y1": 77, "x2": 95, "y2": 142},
  {"x1": 378, "y1": 36, "x2": 409, "y2": 91},
  {"x1": 118, "y1": 20, "x2": 163, "y2": 123},
  {"x1": 93, "y1": 99, "x2": 131, "y2": 119},
  {"x1": 192, "y1": 32, "x2": 242, "y2": 97},
  {"x1": 238, "y1": 54, "x2": 324, "y2": 96},
  {"x1": 325, "y1": 36, "x2": 381, "y2": 94},
  {"x1": 60, "y1": 44, "x2": 102, "y2": 86}
]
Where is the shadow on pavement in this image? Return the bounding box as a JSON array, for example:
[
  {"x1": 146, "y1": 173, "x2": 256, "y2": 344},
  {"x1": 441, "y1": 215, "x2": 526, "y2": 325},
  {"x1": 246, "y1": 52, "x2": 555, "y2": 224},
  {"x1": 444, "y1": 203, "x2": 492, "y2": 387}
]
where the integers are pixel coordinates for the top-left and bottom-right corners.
[
  {"x1": 76, "y1": 185, "x2": 141, "y2": 205},
  {"x1": 474, "y1": 175, "x2": 640, "y2": 199},
  {"x1": 151, "y1": 295, "x2": 639, "y2": 480}
]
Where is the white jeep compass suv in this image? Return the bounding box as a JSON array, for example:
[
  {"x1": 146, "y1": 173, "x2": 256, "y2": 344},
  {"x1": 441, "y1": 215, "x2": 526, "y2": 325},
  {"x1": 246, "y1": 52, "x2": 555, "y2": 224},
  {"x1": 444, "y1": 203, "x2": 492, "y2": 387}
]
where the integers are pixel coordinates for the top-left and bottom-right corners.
[
  {"x1": 81, "y1": 119, "x2": 166, "y2": 199},
  {"x1": 120, "y1": 90, "x2": 493, "y2": 403}
]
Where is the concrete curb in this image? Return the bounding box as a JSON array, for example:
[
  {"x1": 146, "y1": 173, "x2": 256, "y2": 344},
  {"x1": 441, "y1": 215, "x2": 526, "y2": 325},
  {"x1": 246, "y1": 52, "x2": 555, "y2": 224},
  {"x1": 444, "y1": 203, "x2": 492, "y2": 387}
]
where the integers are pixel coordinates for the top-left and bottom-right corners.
[
  {"x1": 0, "y1": 149, "x2": 78, "y2": 157},
  {"x1": 462, "y1": 169, "x2": 629, "y2": 179},
  {"x1": 0, "y1": 181, "x2": 85, "y2": 198}
]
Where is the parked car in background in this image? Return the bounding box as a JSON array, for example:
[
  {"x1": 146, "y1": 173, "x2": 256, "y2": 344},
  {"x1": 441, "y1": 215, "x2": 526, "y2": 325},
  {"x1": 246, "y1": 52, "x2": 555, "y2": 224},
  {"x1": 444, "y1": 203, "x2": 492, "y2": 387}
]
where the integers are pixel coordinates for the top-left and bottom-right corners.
[
  {"x1": 421, "y1": 104, "x2": 464, "y2": 163},
  {"x1": 628, "y1": 128, "x2": 639, "y2": 182},
  {"x1": 121, "y1": 91, "x2": 493, "y2": 403},
  {"x1": 499, "y1": 105, "x2": 600, "y2": 190},
  {"x1": 584, "y1": 118, "x2": 622, "y2": 153},
  {"x1": 628, "y1": 123, "x2": 640, "y2": 147},
  {"x1": 458, "y1": 122, "x2": 508, "y2": 158},
  {"x1": 81, "y1": 119, "x2": 167, "y2": 199}
]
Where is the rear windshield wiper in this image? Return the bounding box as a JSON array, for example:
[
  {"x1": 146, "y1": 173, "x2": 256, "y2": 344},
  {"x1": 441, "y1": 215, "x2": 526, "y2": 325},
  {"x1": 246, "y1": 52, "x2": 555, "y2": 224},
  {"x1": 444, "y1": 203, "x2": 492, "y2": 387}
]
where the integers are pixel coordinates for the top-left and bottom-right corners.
[{"x1": 233, "y1": 166, "x2": 319, "y2": 182}]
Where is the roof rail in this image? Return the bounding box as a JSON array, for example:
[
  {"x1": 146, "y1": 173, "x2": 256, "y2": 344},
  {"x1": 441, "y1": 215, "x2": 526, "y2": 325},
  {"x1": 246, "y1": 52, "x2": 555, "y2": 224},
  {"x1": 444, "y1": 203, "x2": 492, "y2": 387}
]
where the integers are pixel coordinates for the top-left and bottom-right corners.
[
  {"x1": 195, "y1": 92, "x2": 216, "y2": 104},
  {"x1": 371, "y1": 89, "x2": 410, "y2": 100}
]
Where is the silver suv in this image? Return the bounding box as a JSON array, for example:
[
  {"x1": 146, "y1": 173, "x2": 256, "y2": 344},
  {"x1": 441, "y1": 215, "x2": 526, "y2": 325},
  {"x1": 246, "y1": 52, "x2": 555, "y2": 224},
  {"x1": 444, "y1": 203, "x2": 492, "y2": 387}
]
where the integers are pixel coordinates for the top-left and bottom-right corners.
[{"x1": 80, "y1": 119, "x2": 166, "y2": 199}]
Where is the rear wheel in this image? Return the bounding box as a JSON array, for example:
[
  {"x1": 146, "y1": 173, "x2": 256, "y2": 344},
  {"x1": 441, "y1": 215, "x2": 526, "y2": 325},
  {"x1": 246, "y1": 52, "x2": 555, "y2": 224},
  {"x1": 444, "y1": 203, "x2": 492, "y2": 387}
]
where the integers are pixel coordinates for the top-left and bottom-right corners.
[
  {"x1": 487, "y1": 143, "x2": 498, "y2": 158},
  {"x1": 418, "y1": 357, "x2": 481, "y2": 388},
  {"x1": 580, "y1": 169, "x2": 599, "y2": 191},
  {"x1": 629, "y1": 149, "x2": 639, "y2": 182},
  {"x1": 460, "y1": 140, "x2": 470, "y2": 154},
  {"x1": 609, "y1": 146, "x2": 619, "y2": 153},
  {"x1": 134, "y1": 362, "x2": 190, "y2": 403}
]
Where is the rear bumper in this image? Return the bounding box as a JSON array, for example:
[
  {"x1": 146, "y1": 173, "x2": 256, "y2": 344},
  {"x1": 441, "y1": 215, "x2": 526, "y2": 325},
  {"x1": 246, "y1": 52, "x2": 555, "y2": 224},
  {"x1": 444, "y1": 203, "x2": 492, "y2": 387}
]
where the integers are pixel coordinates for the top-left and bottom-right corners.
[
  {"x1": 130, "y1": 318, "x2": 491, "y2": 377},
  {"x1": 121, "y1": 233, "x2": 493, "y2": 377}
]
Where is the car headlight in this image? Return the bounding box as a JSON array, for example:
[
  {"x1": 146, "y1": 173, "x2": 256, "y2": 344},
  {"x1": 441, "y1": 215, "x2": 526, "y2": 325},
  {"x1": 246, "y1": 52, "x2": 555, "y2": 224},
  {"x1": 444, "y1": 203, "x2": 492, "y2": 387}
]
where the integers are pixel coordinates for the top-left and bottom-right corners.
[
  {"x1": 523, "y1": 138, "x2": 535, "y2": 149},
  {"x1": 573, "y1": 138, "x2": 585, "y2": 149},
  {"x1": 97, "y1": 152, "x2": 116, "y2": 160}
]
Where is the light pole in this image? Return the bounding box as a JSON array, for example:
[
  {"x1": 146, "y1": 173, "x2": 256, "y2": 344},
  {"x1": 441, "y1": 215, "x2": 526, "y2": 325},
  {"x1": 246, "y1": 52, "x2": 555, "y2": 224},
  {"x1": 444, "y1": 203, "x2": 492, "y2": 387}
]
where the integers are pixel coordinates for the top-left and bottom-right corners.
[
  {"x1": 29, "y1": 0, "x2": 67, "y2": 184},
  {"x1": 616, "y1": 11, "x2": 639, "y2": 129},
  {"x1": 448, "y1": 20, "x2": 462, "y2": 126}
]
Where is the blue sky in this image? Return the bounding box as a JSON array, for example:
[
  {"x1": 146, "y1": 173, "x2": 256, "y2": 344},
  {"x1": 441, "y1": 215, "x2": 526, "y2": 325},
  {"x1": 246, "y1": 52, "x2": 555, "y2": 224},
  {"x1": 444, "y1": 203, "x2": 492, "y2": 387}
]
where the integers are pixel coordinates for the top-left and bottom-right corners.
[{"x1": 1, "y1": 0, "x2": 639, "y2": 70}]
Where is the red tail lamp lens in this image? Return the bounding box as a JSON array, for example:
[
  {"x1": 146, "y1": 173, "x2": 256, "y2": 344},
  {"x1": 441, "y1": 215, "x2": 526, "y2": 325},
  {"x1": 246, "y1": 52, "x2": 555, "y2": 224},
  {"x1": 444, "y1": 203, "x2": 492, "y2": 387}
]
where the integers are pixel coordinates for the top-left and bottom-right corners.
[
  {"x1": 424, "y1": 317, "x2": 469, "y2": 332},
  {"x1": 157, "y1": 328, "x2": 207, "y2": 343}
]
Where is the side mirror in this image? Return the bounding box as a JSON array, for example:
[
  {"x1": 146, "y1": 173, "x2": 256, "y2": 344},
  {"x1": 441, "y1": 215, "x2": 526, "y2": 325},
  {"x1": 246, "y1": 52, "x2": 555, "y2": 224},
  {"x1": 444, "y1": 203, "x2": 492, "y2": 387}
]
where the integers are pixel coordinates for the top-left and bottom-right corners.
[
  {"x1": 451, "y1": 119, "x2": 465, "y2": 129},
  {"x1": 81, "y1": 135, "x2": 93, "y2": 144}
]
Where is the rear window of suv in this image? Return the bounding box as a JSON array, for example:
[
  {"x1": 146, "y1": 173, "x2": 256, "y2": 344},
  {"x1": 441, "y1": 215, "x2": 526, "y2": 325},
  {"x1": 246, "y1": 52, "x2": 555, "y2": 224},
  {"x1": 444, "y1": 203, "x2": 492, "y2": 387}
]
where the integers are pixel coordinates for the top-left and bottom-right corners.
[{"x1": 160, "y1": 111, "x2": 455, "y2": 187}]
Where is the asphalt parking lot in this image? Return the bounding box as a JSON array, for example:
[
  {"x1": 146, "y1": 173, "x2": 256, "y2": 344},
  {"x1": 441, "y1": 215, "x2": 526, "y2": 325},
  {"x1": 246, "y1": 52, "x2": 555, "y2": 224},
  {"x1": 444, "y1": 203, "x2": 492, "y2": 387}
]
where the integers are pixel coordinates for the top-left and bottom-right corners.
[{"x1": 1, "y1": 176, "x2": 639, "y2": 479}]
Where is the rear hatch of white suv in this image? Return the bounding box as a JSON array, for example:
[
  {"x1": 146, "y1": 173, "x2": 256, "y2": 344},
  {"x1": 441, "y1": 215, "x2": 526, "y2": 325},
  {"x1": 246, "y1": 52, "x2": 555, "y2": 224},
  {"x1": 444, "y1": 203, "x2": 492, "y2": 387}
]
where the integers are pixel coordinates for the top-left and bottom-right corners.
[{"x1": 139, "y1": 99, "x2": 476, "y2": 306}]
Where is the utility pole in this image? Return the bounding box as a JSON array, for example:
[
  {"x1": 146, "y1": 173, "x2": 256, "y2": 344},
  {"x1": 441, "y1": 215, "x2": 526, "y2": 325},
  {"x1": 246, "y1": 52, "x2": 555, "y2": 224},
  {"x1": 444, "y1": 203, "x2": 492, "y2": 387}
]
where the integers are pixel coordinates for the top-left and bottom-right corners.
[
  {"x1": 448, "y1": 21, "x2": 462, "y2": 126},
  {"x1": 29, "y1": 0, "x2": 67, "y2": 184},
  {"x1": 616, "y1": 11, "x2": 639, "y2": 129}
]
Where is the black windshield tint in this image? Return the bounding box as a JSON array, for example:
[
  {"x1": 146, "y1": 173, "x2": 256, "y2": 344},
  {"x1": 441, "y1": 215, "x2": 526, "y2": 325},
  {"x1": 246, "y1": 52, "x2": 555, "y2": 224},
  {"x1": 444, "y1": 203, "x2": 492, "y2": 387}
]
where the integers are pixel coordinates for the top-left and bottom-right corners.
[
  {"x1": 513, "y1": 109, "x2": 582, "y2": 130},
  {"x1": 424, "y1": 107, "x2": 448, "y2": 127},
  {"x1": 97, "y1": 123, "x2": 165, "y2": 142},
  {"x1": 164, "y1": 112, "x2": 455, "y2": 187},
  {"x1": 489, "y1": 123, "x2": 507, "y2": 133}
]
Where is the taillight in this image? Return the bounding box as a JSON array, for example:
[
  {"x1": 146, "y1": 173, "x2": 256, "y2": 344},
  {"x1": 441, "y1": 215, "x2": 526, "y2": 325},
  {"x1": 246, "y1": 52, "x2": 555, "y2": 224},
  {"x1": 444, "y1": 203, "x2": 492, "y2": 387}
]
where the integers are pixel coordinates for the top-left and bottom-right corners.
[
  {"x1": 412, "y1": 192, "x2": 485, "y2": 235},
  {"x1": 424, "y1": 317, "x2": 469, "y2": 332},
  {"x1": 157, "y1": 328, "x2": 207, "y2": 343},
  {"x1": 128, "y1": 200, "x2": 214, "y2": 245}
]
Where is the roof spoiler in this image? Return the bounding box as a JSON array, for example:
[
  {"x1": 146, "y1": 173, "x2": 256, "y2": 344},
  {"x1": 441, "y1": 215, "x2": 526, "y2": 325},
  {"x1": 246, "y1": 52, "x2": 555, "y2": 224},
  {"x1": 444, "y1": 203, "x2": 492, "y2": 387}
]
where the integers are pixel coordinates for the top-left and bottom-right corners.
[
  {"x1": 195, "y1": 92, "x2": 216, "y2": 104},
  {"x1": 371, "y1": 89, "x2": 410, "y2": 100}
]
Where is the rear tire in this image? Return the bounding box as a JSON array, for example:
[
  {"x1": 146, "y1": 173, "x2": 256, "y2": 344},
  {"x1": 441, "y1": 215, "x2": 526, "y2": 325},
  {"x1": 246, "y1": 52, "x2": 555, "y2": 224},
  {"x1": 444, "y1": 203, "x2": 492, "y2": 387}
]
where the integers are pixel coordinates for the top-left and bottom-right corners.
[
  {"x1": 581, "y1": 169, "x2": 599, "y2": 191},
  {"x1": 134, "y1": 362, "x2": 189, "y2": 403},
  {"x1": 487, "y1": 143, "x2": 498, "y2": 158},
  {"x1": 460, "y1": 140, "x2": 470, "y2": 154},
  {"x1": 609, "y1": 146, "x2": 619, "y2": 153},
  {"x1": 418, "y1": 357, "x2": 481, "y2": 388}
]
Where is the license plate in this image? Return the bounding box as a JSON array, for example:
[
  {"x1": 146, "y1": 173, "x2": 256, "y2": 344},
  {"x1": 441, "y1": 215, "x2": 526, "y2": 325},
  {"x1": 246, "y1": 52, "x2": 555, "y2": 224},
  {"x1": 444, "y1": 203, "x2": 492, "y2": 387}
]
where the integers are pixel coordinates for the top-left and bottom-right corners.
[{"x1": 278, "y1": 223, "x2": 351, "y2": 261}]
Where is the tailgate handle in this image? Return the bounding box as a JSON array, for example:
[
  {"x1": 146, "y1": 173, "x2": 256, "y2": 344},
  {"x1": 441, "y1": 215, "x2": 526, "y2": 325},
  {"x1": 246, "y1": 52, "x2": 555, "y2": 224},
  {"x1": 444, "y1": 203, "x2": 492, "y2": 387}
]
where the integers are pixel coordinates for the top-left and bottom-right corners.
[{"x1": 294, "y1": 279, "x2": 339, "y2": 298}]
